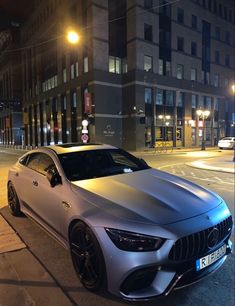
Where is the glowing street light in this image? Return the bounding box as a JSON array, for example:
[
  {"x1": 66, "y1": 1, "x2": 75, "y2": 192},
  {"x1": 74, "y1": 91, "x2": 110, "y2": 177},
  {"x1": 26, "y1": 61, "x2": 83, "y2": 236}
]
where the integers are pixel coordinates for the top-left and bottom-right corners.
[
  {"x1": 232, "y1": 84, "x2": 235, "y2": 93},
  {"x1": 67, "y1": 30, "x2": 80, "y2": 44},
  {"x1": 196, "y1": 109, "x2": 210, "y2": 150}
]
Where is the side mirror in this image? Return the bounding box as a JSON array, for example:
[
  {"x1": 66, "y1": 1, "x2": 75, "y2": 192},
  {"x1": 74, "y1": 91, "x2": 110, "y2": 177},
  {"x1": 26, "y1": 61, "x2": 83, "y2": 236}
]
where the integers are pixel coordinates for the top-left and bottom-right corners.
[
  {"x1": 139, "y1": 158, "x2": 149, "y2": 168},
  {"x1": 46, "y1": 169, "x2": 62, "y2": 187}
]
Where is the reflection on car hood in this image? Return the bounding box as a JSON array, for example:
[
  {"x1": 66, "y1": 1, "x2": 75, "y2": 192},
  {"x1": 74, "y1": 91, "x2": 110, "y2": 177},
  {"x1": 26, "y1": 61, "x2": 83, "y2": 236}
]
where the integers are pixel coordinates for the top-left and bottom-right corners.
[{"x1": 72, "y1": 168, "x2": 221, "y2": 225}]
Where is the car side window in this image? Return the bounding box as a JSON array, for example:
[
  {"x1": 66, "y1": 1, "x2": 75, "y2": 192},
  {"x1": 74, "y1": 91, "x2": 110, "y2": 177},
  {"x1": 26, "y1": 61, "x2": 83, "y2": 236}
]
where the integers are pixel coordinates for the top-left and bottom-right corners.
[
  {"x1": 19, "y1": 154, "x2": 30, "y2": 165},
  {"x1": 37, "y1": 153, "x2": 57, "y2": 176},
  {"x1": 26, "y1": 153, "x2": 41, "y2": 171}
]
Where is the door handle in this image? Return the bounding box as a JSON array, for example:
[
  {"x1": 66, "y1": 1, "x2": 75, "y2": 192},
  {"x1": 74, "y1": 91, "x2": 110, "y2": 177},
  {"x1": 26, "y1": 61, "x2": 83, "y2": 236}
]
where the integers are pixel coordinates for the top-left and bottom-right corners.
[
  {"x1": 33, "y1": 180, "x2": 38, "y2": 186},
  {"x1": 62, "y1": 201, "x2": 71, "y2": 210}
]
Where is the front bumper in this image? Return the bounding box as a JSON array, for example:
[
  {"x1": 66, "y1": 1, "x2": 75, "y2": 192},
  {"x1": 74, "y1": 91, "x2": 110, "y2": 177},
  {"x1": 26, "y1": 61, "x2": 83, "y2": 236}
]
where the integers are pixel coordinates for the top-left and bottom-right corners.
[
  {"x1": 94, "y1": 206, "x2": 233, "y2": 300},
  {"x1": 119, "y1": 239, "x2": 232, "y2": 300}
]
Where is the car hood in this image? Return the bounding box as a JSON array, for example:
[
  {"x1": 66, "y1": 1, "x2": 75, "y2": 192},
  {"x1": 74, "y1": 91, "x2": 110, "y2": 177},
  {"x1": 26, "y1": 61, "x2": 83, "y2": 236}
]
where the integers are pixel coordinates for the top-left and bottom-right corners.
[{"x1": 71, "y1": 168, "x2": 221, "y2": 225}]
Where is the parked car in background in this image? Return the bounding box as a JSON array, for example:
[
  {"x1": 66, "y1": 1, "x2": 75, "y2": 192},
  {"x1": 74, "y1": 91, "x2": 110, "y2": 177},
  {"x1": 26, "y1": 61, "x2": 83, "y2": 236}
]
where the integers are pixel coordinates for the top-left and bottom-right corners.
[
  {"x1": 8, "y1": 143, "x2": 233, "y2": 300},
  {"x1": 218, "y1": 137, "x2": 235, "y2": 149}
]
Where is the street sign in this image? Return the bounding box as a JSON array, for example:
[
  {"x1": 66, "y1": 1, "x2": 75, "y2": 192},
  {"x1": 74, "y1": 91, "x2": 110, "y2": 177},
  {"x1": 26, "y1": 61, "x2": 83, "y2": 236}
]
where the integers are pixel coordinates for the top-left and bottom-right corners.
[{"x1": 81, "y1": 134, "x2": 89, "y2": 143}]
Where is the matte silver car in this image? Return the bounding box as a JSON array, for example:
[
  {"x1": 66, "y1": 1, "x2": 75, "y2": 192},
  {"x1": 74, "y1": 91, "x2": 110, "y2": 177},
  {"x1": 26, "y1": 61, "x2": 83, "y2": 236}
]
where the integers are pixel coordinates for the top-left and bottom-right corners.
[{"x1": 8, "y1": 143, "x2": 233, "y2": 300}]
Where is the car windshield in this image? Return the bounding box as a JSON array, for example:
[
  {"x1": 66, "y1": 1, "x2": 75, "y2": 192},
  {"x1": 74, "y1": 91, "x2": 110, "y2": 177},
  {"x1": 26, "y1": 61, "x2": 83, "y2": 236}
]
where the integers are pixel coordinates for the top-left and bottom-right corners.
[
  {"x1": 58, "y1": 149, "x2": 150, "y2": 181},
  {"x1": 221, "y1": 137, "x2": 233, "y2": 140}
]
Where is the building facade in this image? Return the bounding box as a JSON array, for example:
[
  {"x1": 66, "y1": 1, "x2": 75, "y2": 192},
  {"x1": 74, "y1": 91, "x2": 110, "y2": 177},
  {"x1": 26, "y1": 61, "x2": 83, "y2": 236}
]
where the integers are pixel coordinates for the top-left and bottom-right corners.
[
  {"x1": 0, "y1": 25, "x2": 23, "y2": 145},
  {"x1": 7, "y1": 0, "x2": 235, "y2": 150}
]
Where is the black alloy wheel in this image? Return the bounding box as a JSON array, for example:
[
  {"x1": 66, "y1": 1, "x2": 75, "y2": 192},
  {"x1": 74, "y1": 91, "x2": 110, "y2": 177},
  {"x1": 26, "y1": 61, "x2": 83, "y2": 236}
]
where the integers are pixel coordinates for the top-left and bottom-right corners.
[
  {"x1": 7, "y1": 182, "x2": 21, "y2": 216},
  {"x1": 70, "y1": 222, "x2": 106, "y2": 291}
]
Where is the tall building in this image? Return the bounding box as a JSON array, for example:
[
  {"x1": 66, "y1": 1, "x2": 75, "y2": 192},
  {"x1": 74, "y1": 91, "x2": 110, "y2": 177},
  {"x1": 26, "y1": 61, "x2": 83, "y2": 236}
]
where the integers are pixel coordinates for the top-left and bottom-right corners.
[
  {"x1": 3, "y1": 0, "x2": 235, "y2": 150},
  {"x1": 0, "y1": 22, "x2": 22, "y2": 145}
]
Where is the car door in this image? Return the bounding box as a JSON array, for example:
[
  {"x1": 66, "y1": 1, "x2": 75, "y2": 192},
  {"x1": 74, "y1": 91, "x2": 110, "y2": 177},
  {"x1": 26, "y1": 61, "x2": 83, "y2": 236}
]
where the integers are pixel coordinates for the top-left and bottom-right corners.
[
  {"x1": 18, "y1": 151, "x2": 67, "y2": 241},
  {"x1": 28, "y1": 152, "x2": 68, "y2": 240}
]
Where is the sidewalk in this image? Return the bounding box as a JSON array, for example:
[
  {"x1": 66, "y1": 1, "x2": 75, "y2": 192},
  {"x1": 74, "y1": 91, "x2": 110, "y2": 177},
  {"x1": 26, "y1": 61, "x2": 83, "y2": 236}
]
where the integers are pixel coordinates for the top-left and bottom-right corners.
[
  {"x1": 186, "y1": 154, "x2": 235, "y2": 174},
  {"x1": 0, "y1": 215, "x2": 72, "y2": 306}
]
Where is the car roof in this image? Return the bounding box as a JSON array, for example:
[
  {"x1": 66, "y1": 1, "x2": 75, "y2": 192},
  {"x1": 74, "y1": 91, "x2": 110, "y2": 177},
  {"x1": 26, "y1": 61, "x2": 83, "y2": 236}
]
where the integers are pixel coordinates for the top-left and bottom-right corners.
[{"x1": 43, "y1": 143, "x2": 117, "y2": 155}]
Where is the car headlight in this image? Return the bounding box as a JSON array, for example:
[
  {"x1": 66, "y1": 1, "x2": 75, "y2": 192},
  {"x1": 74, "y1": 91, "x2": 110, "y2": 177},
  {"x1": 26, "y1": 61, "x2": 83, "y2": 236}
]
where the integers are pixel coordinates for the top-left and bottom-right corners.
[{"x1": 105, "y1": 228, "x2": 164, "y2": 252}]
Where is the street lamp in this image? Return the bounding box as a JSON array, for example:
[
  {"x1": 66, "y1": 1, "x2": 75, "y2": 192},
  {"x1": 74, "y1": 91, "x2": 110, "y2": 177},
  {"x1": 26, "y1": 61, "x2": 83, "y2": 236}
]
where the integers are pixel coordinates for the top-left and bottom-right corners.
[
  {"x1": 196, "y1": 109, "x2": 210, "y2": 150},
  {"x1": 67, "y1": 30, "x2": 80, "y2": 44}
]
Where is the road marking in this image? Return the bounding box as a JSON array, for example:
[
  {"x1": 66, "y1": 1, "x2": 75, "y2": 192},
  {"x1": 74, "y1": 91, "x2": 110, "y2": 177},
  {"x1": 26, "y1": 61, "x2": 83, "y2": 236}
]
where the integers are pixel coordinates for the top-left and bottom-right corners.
[
  {"x1": 0, "y1": 150, "x2": 20, "y2": 156},
  {"x1": 183, "y1": 175, "x2": 234, "y2": 185}
]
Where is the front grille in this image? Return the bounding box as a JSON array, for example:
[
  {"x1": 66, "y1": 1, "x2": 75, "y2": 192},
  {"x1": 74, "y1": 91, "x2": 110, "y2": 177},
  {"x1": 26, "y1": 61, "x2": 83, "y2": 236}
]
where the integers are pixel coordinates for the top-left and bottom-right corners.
[{"x1": 169, "y1": 216, "x2": 233, "y2": 261}]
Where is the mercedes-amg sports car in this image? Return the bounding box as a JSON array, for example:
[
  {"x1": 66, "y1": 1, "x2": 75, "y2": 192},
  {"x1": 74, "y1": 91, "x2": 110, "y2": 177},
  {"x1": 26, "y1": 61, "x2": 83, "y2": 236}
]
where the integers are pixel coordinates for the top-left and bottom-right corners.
[{"x1": 8, "y1": 143, "x2": 233, "y2": 300}]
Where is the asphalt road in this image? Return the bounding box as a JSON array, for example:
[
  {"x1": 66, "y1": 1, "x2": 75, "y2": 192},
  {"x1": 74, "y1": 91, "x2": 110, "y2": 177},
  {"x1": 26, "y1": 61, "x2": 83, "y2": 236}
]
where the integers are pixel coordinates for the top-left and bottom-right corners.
[{"x1": 0, "y1": 148, "x2": 234, "y2": 306}]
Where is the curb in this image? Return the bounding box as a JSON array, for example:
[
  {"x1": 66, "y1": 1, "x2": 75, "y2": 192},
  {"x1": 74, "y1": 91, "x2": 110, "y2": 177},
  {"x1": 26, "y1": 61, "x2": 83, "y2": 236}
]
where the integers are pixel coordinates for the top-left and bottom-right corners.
[{"x1": 186, "y1": 161, "x2": 235, "y2": 174}]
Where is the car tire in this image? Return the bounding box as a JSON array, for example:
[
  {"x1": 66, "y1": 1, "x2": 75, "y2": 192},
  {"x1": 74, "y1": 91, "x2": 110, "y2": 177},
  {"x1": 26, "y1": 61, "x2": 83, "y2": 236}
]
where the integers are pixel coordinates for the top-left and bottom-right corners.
[
  {"x1": 69, "y1": 221, "x2": 106, "y2": 291},
  {"x1": 7, "y1": 182, "x2": 22, "y2": 216}
]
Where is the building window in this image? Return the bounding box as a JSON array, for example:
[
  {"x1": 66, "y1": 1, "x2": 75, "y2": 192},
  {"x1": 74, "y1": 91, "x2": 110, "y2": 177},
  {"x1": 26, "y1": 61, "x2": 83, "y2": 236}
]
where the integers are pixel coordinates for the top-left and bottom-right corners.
[
  {"x1": 176, "y1": 64, "x2": 184, "y2": 79},
  {"x1": 208, "y1": 0, "x2": 212, "y2": 11},
  {"x1": 84, "y1": 57, "x2": 88, "y2": 73},
  {"x1": 75, "y1": 62, "x2": 79, "y2": 77},
  {"x1": 215, "y1": 27, "x2": 220, "y2": 40},
  {"x1": 144, "y1": 24, "x2": 153, "y2": 41},
  {"x1": 224, "y1": 7, "x2": 227, "y2": 20},
  {"x1": 224, "y1": 78, "x2": 229, "y2": 87},
  {"x1": 166, "y1": 90, "x2": 174, "y2": 106},
  {"x1": 225, "y1": 54, "x2": 230, "y2": 67},
  {"x1": 191, "y1": 42, "x2": 197, "y2": 56},
  {"x1": 144, "y1": 55, "x2": 153, "y2": 72},
  {"x1": 177, "y1": 8, "x2": 184, "y2": 24},
  {"x1": 63, "y1": 68, "x2": 67, "y2": 83},
  {"x1": 156, "y1": 88, "x2": 163, "y2": 105},
  {"x1": 206, "y1": 97, "x2": 212, "y2": 109},
  {"x1": 115, "y1": 58, "x2": 121, "y2": 73},
  {"x1": 213, "y1": 0, "x2": 217, "y2": 13},
  {"x1": 109, "y1": 57, "x2": 126, "y2": 74},
  {"x1": 145, "y1": 88, "x2": 152, "y2": 104},
  {"x1": 177, "y1": 37, "x2": 184, "y2": 52},
  {"x1": 144, "y1": 0, "x2": 153, "y2": 9},
  {"x1": 219, "y1": 4, "x2": 222, "y2": 17},
  {"x1": 229, "y1": 10, "x2": 232, "y2": 22},
  {"x1": 206, "y1": 72, "x2": 210, "y2": 85},
  {"x1": 191, "y1": 15, "x2": 197, "y2": 29},
  {"x1": 225, "y1": 31, "x2": 230, "y2": 44},
  {"x1": 191, "y1": 94, "x2": 197, "y2": 108},
  {"x1": 177, "y1": 92, "x2": 184, "y2": 107},
  {"x1": 159, "y1": 59, "x2": 163, "y2": 75},
  {"x1": 109, "y1": 56, "x2": 115, "y2": 73},
  {"x1": 72, "y1": 92, "x2": 77, "y2": 108},
  {"x1": 214, "y1": 74, "x2": 219, "y2": 87},
  {"x1": 166, "y1": 61, "x2": 171, "y2": 76},
  {"x1": 191, "y1": 68, "x2": 197, "y2": 81},
  {"x1": 70, "y1": 64, "x2": 75, "y2": 79},
  {"x1": 215, "y1": 50, "x2": 220, "y2": 64}
]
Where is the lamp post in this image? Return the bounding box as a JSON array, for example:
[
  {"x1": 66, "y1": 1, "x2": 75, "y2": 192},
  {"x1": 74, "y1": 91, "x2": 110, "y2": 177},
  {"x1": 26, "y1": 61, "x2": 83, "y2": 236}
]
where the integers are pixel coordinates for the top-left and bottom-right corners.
[{"x1": 196, "y1": 109, "x2": 210, "y2": 150}]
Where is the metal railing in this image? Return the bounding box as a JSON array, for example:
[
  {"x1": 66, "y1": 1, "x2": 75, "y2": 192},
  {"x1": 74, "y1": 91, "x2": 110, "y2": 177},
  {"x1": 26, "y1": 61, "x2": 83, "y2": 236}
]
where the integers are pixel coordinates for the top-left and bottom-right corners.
[{"x1": 154, "y1": 141, "x2": 173, "y2": 154}]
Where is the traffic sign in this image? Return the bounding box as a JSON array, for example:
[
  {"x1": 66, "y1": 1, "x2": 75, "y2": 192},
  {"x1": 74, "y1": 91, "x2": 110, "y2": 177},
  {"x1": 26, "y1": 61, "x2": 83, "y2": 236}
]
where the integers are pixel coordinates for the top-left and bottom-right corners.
[{"x1": 81, "y1": 134, "x2": 89, "y2": 143}]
